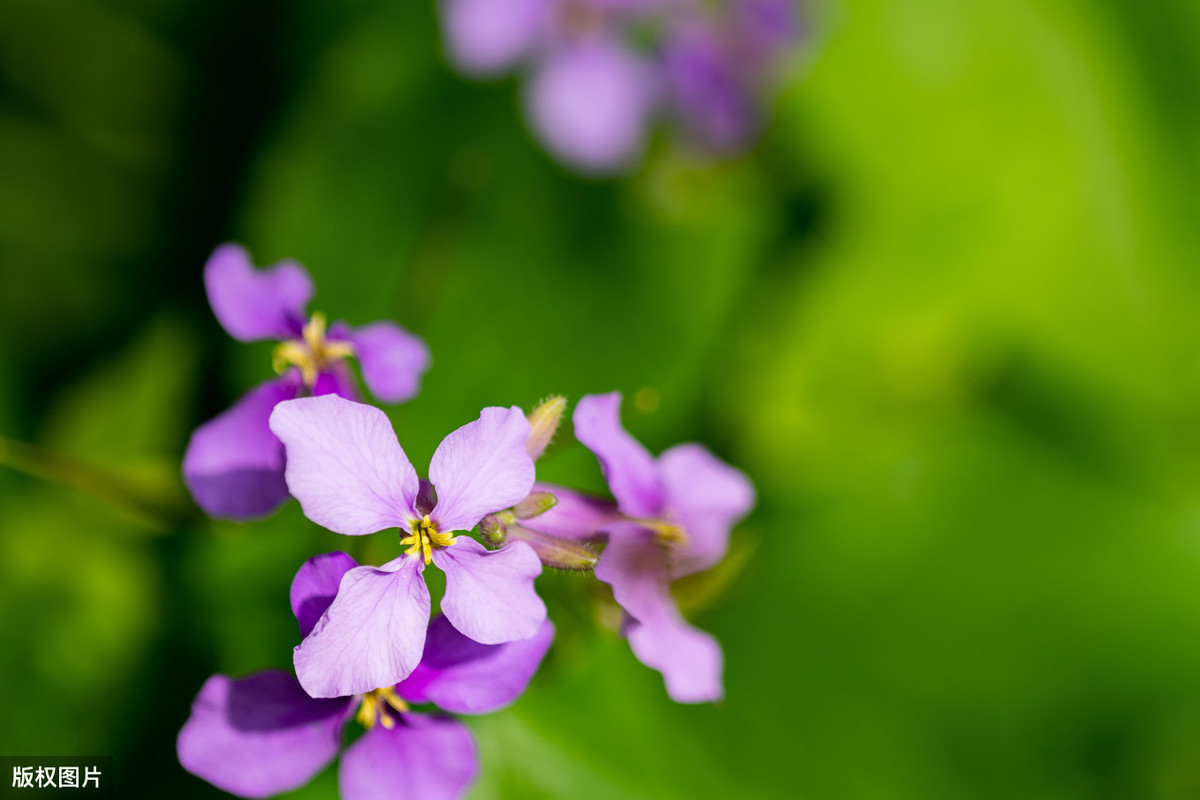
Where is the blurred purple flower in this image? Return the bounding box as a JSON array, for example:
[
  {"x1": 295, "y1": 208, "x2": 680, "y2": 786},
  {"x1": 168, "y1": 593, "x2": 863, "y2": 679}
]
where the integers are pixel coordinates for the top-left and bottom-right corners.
[
  {"x1": 663, "y1": 0, "x2": 800, "y2": 151},
  {"x1": 573, "y1": 391, "x2": 754, "y2": 703},
  {"x1": 439, "y1": 0, "x2": 803, "y2": 172},
  {"x1": 442, "y1": 0, "x2": 659, "y2": 172},
  {"x1": 182, "y1": 244, "x2": 430, "y2": 521},
  {"x1": 178, "y1": 552, "x2": 554, "y2": 800},
  {"x1": 268, "y1": 394, "x2": 546, "y2": 699}
]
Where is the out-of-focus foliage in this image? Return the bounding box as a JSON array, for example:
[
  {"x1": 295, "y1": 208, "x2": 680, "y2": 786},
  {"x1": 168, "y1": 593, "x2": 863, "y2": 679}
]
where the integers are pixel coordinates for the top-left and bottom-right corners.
[{"x1": 2, "y1": 0, "x2": 1200, "y2": 797}]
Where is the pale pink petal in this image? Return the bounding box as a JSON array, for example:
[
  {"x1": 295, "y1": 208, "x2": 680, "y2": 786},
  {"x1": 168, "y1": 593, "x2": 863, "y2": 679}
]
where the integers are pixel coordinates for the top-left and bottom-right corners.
[
  {"x1": 334, "y1": 320, "x2": 430, "y2": 404},
  {"x1": 204, "y1": 243, "x2": 312, "y2": 342},
  {"x1": 432, "y1": 539, "x2": 545, "y2": 645},
  {"x1": 525, "y1": 40, "x2": 658, "y2": 174},
  {"x1": 441, "y1": 0, "x2": 549, "y2": 76},
  {"x1": 294, "y1": 557, "x2": 430, "y2": 698},
  {"x1": 595, "y1": 531, "x2": 724, "y2": 703},
  {"x1": 658, "y1": 443, "x2": 755, "y2": 577},
  {"x1": 573, "y1": 392, "x2": 663, "y2": 517},
  {"x1": 429, "y1": 407, "x2": 536, "y2": 533},
  {"x1": 339, "y1": 714, "x2": 477, "y2": 800},
  {"x1": 269, "y1": 395, "x2": 419, "y2": 535}
]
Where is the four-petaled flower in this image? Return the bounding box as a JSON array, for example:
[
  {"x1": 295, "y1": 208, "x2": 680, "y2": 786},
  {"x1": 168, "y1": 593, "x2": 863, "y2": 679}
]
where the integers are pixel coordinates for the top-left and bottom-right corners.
[
  {"x1": 183, "y1": 244, "x2": 431, "y2": 520},
  {"x1": 269, "y1": 394, "x2": 547, "y2": 698},
  {"x1": 178, "y1": 552, "x2": 554, "y2": 800},
  {"x1": 573, "y1": 391, "x2": 755, "y2": 703}
]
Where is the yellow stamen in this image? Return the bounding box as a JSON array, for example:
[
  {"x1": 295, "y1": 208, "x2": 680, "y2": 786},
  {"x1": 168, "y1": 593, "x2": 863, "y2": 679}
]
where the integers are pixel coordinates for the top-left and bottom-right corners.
[
  {"x1": 271, "y1": 310, "x2": 356, "y2": 388},
  {"x1": 399, "y1": 514, "x2": 457, "y2": 565},
  {"x1": 654, "y1": 523, "x2": 688, "y2": 547},
  {"x1": 355, "y1": 694, "x2": 378, "y2": 729},
  {"x1": 356, "y1": 686, "x2": 410, "y2": 730},
  {"x1": 622, "y1": 514, "x2": 689, "y2": 547}
]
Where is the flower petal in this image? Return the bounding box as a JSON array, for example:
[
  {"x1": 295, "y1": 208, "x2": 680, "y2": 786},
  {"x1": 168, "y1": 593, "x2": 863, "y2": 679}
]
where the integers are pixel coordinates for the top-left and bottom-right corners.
[
  {"x1": 182, "y1": 375, "x2": 300, "y2": 520},
  {"x1": 177, "y1": 671, "x2": 352, "y2": 799},
  {"x1": 662, "y1": 25, "x2": 757, "y2": 152},
  {"x1": 294, "y1": 557, "x2": 430, "y2": 698},
  {"x1": 573, "y1": 392, "x2": 663, "y2": 518},
  {"x1": 398, "y1": 615, "x2": 554, "y2": 714},
  {"x1": 429, "y1": 406, "x2": 535, "y2": 533},
  {"x1": 204, "y1": 243, "x2": 312, "y2": 342},
  {"x1": 525, "y1": 40, "x2": 658, "y2": 174},
  {"x1": 313, "y1": 361, "x2": 360, "y2": 401},
  {"x1": 432, "y1": 538, "x2": 545, "y2": 645},
  {"x1": 658, "y1": 443, "x2": 755, "y2": 577},
  {"x1": 441, "y1": 0, "x2": 548, "y2": 76},
  {"x1": 335, "y1": 320, "x2": 430, "y2": 404},
  {"x1": 270, "y1": 394, "x2": 419, "y2": 535},
  {"x1": 291, "y1": 551, "x2": 359, "y2": 639},
  {"x1": 519, "y1": 482, "x2": 620, "y2": 541},
  {"x1": 339, "y1": 714, "x2": 477, "y2": 800},
  {"x1": 595, "y1": 531, "x2": 724, "y2": 703}
]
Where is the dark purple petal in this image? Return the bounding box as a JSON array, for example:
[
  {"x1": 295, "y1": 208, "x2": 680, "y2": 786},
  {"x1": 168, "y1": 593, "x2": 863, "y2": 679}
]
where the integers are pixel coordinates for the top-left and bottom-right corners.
[
  {"x1": 182, "y1": 375, "x2": 301, "y2": 521},
  {"x1": 313, "y1": 361, "x2": 360, "y2": 401},
  {"x1": 177, "y1": 671, "x2": 352, "y2": 799},
  {"x1": 291, "y1": 552, "x2": 359, "y2": 639},
  {"x1": 398, "y1": 616, "x2": 554, "y2": 714},
  {"x1": 441, "y1": 0, "x2": 549, "y2": 75},
  {"x1": 339, "y1": 714, "x2": 477, "y2": 800},
  {"x1": 525, "y1": 40, "x2": 658, "y2": 174},
  {"x1": 336, "y1": 321, "x2": 430, "y2": 404},
  {"x1": 432, "y1": 538, "x2": 545, "y2": 645},
  {"x1": 269, "y1": 395, "x2": 420, "y2": 535},
  {"x1": 294, "y1": 557, "x2": 431, "y2": 698},
  {"x1": 595, "y1": 530, "x2": 723, "y2": 703},
  {"x1": 429, "y1": 407, "x2": 536, "y2": 533},
  {"x1": 519, "y1": 482, "x2": 620, "y2": 541},
  {"x1": 658, "y1": 443, "x2": 754, "y2": 577},
  {"x1": 663, "y1": 25, "x2": 757, "y2": 152},
  {"x1": 204, "y1": 243, "x2": 312, "y2": 342},
  {"x1": 573, "y1": 392, "x2": 663, "y2": 518}
]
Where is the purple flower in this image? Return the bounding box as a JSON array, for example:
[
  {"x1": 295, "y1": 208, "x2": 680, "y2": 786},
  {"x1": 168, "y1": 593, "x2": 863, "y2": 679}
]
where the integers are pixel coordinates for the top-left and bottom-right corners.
[
  {"x1": 573, "y1": 391, "x2": 754, "y2": 703},
  {"x1": 183, "y1": 244, "x2": 430, "y2": 521},
  {"x1": 440, "y1": 0, "x2": 803, "y2": 172},
  {"x1": 441, "y1": 0, "x2": 660, "y2": 173},
  {"x1": 662, "y1": 0, "x2": 800, "y2": 152},
  {"x1": 268, "y1": 394, "x2": 547, "y2": 699},
  {"x1": 178, "y1": 552, "x2": 554, "y2": 800}
]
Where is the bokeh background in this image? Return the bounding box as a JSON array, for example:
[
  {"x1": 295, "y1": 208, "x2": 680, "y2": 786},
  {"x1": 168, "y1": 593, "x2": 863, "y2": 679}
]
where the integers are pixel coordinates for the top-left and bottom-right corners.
[{"x1": 3, "y1": 0, "x2": 1200, "y2": 797}]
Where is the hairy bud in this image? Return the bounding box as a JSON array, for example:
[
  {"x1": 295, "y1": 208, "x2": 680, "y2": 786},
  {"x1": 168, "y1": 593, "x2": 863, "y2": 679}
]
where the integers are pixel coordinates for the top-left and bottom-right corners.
[
  {"x1": 526, "y1": 395, "x2": 567, "y2": 460},
  {"x1": 513, "y1": 491, "x2": 557, "y2": 520},
  {"x1": 507, "y1": 525, "x2": 598, "y2": 571},
  {"x1": 478, "y1": 514, "x2": 508, "y2": 546}
]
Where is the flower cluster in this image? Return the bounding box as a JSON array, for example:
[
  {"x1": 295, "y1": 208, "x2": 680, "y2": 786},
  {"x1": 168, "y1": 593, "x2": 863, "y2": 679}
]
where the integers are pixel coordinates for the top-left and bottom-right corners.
[
  {"x1": 179, "y1": 245, "x2": 754, "y2": 797},
  {"x1": 440, "y1": 0, "x2": 804, "y2": 173}
]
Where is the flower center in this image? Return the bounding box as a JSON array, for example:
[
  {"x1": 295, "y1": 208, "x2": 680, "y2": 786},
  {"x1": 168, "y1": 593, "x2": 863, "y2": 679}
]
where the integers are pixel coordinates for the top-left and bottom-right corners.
[
  {"x1": 271, "y1": 311, "x2": 355, "y2": 388},
  {"x1": 355, "y1": 686, "x2": 409, "y2": 731},
  {"x1": 400, "y1": 514, "x2": 457, "y2": 565},
  {"x1": 624, "y1": 514, "x2": 689, "y2": 547}
]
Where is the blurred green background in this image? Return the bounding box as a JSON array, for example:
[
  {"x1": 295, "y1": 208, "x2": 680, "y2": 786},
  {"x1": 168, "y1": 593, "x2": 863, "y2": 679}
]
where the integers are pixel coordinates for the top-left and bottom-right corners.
[{"x1": 3, "y1": 0, "x2": 1200, "y2": 797}]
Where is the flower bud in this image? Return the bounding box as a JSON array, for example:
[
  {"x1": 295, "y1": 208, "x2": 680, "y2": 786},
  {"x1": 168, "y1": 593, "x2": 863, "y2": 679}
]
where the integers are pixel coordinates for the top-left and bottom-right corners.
[
  {"x1": 512, "y1": 491, "x2": 557, "y2": 520},
  {"x1": 507, "y1": 525, "x2": 598, "y2": 571},
  {"x1": 478, "y1": 514, "x2": 507, "y2": 546},
  {"x1": 526, "y1": 395, "x2": 567, "y2": 460}
]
